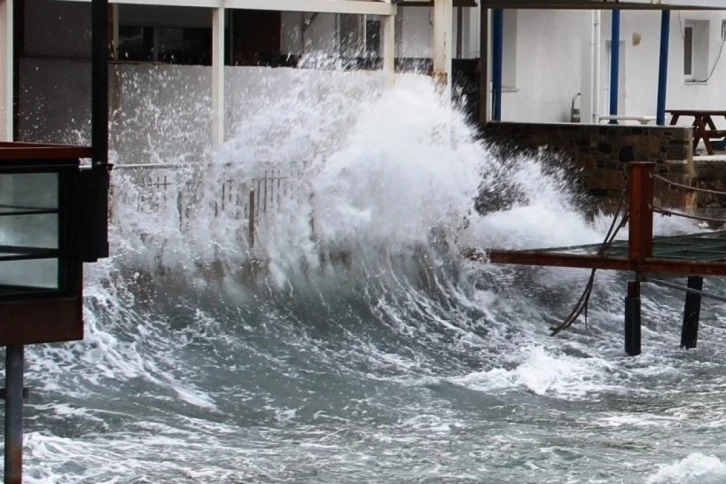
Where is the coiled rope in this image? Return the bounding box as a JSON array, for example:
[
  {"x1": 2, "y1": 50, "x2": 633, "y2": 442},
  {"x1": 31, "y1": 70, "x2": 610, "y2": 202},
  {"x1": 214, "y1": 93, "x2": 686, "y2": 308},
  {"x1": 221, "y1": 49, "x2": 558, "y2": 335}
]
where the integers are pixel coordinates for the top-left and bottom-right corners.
[{"x1": 550, "y1": 177, "x2": 630, "y2": 336}]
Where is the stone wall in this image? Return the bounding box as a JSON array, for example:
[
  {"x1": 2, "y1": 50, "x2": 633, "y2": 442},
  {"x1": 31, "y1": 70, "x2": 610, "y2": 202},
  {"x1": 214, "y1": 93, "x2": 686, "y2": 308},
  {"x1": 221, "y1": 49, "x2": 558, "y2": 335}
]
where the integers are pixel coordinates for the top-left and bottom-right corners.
[
  {"x1": 481, "y1": 121, "x2": 695, "y2": 211},
  {"x1": 688, "y1": 161, "x2": 726, "y2": 222}
]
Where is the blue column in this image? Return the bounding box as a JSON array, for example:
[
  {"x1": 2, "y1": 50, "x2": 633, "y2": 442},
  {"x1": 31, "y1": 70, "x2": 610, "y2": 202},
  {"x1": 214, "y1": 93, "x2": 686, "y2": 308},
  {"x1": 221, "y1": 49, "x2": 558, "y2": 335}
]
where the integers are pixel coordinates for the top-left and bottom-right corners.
[
  {"x1": 492, "y1": 8, "x2": 504, "y2": 121},
  {"x1": 609, "y1": 10, "x2": 621, "y2": 124},
  {"x1": 657, "y1": 10, "x2": 671, "y2": 126}
]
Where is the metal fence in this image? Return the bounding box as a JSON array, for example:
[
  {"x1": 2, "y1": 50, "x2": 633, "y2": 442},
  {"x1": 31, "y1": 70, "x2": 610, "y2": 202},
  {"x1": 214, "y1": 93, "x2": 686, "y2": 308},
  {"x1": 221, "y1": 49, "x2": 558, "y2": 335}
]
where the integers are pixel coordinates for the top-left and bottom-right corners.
[{"x1": 111, "y1": 164, "x2": 306, "y2": 248}]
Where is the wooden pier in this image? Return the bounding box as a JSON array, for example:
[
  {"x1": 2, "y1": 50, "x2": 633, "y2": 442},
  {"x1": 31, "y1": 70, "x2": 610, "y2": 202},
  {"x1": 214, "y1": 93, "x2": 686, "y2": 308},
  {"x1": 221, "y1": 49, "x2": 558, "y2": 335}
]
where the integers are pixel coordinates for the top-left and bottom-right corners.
[{"x1": 469, "y1": 162, "x2": 726, "y2": 356}]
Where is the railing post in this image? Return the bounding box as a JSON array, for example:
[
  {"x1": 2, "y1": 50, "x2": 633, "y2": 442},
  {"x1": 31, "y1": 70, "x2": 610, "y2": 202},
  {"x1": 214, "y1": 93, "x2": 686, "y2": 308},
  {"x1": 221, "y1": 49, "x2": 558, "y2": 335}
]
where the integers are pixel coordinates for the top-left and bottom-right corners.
[
  {"x1": 628, "y1": 162, "x2": 655, "y2": 261},
  {"x1": 4, "y1": 345, "x2": 24, "y2": 484},
  {"x1": 248, "y1": 189, "x2": 255, "y2": 249}
]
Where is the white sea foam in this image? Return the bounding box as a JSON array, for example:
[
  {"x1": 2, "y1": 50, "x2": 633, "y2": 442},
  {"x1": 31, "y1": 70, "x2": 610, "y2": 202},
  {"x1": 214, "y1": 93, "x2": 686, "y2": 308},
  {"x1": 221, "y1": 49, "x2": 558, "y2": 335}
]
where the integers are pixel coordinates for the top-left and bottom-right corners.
[{"x1": 647, "y1": 453, "x2": 726, "y2": 484}]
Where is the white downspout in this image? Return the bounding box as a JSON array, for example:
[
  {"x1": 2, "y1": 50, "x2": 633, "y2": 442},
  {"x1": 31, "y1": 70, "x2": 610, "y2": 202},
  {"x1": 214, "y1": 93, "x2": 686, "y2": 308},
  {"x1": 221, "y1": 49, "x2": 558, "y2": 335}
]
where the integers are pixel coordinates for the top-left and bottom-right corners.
[{"x1": 593, "y1": 10, "x2": 601, "y2": 124}]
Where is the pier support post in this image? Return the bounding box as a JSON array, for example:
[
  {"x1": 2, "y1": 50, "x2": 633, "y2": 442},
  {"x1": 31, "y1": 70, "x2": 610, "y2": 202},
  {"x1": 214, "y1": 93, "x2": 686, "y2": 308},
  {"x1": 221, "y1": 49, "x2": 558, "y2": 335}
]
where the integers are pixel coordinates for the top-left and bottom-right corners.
[
  {"x1": 4, "y1": 345, "x2": 24, "y2": 484},
  {"x1": 624, "y1": 162, "x2": 654, "y2": 356},
  {"x1": 625, "y1": 281, "x2": 641, "y2": 356},
  {"x1": 681, "y1": 275, "x2": 703, "y2": 349}
]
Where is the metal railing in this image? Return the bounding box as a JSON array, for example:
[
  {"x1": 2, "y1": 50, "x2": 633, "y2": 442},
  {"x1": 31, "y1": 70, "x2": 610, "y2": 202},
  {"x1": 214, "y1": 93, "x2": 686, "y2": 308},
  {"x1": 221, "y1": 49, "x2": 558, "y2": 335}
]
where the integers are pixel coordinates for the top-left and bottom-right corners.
[{"x1": 111, "y1": 163, "x2": 306, "y2": 248}]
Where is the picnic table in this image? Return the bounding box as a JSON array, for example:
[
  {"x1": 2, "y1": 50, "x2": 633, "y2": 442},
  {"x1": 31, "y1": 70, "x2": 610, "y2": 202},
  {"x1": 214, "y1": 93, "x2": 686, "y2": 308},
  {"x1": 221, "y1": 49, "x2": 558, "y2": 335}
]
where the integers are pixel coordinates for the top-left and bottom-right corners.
[{"x1": 667, "y1": 109, "x2": 726, "y2": 155}]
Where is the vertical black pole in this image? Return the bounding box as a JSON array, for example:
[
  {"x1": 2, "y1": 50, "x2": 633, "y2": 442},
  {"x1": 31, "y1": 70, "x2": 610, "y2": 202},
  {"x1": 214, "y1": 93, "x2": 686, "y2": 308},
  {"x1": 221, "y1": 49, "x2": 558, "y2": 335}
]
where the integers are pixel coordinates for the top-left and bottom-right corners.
[
  {"x1": 4, "y1": 345, "x2": 24, "y2": 484},
  {"x1": 491, "y1": 8, "x2": 503, "y2": 121},
  {"x1": 478, "y1": 3, "x2": 489, "y2": 124},
  {"x1": 625, "y1": 281, "x2": 641, "y2": 356},
  {"x1": 609, "y1": 10, "x2": 620, "y2": 124},
  {"x1": 681, "y1": 275, "x2": 703, "y2": 349},
  {"x1": 656, "y1": 10, "x2": 670, "y2": 126},
  {"x1": 90, "y1": 0, "x2": 110, "y2": 261}
]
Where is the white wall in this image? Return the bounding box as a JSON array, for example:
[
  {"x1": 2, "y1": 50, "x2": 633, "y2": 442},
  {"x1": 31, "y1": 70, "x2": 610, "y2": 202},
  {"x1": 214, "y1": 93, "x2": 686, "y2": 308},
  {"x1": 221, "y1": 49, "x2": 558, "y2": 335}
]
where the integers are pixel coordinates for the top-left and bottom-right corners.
[
  {"x1": 500, "y1": 9, "x2": 590, "y2": 123},
  {"x1": 620, "y1": 9, "x2": 726, "y2": 127},
  {"x1": 484, "y1": 8, "x2": 726, "y2": 125}
]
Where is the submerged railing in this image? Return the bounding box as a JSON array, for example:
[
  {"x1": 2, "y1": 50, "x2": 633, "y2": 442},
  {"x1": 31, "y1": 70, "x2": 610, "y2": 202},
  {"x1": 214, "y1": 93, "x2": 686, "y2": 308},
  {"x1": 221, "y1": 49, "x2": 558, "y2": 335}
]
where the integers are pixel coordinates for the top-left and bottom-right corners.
[{"x1": 111, "y1": 163, "x2": 306, "y2": 248}]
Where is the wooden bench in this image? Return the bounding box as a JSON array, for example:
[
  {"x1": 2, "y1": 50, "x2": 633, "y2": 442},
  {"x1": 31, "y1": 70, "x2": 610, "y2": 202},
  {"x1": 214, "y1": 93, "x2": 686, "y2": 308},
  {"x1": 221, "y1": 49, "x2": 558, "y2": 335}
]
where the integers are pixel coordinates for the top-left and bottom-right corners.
[{"x1": 667, "y1": 109, "x2": 726, "y2": 155}]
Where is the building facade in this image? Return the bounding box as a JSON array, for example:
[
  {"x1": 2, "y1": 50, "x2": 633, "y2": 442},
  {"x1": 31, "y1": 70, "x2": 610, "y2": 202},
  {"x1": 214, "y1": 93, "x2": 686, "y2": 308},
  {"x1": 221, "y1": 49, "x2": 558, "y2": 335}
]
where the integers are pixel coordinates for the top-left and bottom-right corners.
[{"x1": 2, "y1": 0, "x2": 726, "y2": 157}]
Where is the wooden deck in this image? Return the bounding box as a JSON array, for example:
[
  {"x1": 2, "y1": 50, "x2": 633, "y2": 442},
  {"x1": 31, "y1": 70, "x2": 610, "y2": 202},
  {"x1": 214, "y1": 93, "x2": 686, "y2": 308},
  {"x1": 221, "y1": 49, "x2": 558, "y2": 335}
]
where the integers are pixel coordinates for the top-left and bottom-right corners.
[
  {"x1": 469, "y1": 162, "x2": 726, "y2": 355},
  {"x1": 484, "y1": 230, "x2": 726, "y2": 276}
]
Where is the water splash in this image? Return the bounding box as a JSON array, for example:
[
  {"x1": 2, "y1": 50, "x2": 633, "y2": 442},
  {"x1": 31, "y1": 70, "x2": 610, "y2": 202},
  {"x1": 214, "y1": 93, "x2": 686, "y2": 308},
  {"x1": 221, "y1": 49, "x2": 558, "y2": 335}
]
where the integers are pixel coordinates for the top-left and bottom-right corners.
[{"x1": 18, "y1": 63, "x2": 716, "y2": 483}]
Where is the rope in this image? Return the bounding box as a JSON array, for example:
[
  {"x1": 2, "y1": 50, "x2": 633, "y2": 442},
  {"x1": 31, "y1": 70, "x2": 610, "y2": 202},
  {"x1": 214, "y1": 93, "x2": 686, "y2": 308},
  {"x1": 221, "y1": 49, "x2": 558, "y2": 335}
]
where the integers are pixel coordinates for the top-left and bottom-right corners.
[
  {"x1": 652, "y1": 206, "x2": 726, "y2": 225},
  {"x1": 647, "y1": 277, "x2": 726, "y2": 304},
  {"x1": 549, "y1": 176, "x2": 630, "y2": 336},
  {"x1": 652, "y1": 174, "x2": 726, "y2": 198}
]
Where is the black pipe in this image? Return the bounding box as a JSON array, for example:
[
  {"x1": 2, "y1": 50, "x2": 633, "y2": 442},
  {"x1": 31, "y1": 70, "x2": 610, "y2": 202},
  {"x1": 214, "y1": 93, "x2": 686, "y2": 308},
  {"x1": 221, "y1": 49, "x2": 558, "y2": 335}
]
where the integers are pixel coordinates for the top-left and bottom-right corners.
[
  {"x1": 87, "y1": 0, "x2": 110, "y2": 261},
  {"x1": 92, "y1": 0, "x2": 108, "y2": 167},
  {"x1": 681, "y1": 276, "x2": 703, "y2": 350},
  {"x1": 624, "y1": 281, "x2": 641, "y2": 357}
]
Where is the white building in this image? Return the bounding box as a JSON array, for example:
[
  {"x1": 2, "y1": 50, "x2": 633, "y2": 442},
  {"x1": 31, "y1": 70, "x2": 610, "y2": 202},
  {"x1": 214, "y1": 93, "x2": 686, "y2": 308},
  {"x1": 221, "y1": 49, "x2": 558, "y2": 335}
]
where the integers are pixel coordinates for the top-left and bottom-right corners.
[{"x1": 1, "y1": 0, "x2": 726, "y2": 160}]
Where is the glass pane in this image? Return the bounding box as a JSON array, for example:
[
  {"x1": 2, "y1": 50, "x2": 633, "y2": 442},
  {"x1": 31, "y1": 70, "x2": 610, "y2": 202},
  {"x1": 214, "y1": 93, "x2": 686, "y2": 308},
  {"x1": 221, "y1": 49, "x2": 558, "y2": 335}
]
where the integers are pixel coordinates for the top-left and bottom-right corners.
[
  {"x1": 0, "y1": 173, "x2": 58, "y2": 249},
  {"x1": 684, "y1": 27, "x2": 693, "y2": 76},
  {"x1": 157, "y1": 27, "x2": 211, "y2": 65},
  {"x1": 0, "y1": 173, "x2": 58, "y2": 212},
  {"x1": 0, "y1": 173, "x2": 60, "y2": 291},
  {"x1": 118, "y1": 26, "x2": 153, "y2": 62},
  {"x1": 0, "y1": 259, "x2": 58, "y2": 290},
  {"x1": 0, "y1": 214, "x2": 58, "y2": 249}
]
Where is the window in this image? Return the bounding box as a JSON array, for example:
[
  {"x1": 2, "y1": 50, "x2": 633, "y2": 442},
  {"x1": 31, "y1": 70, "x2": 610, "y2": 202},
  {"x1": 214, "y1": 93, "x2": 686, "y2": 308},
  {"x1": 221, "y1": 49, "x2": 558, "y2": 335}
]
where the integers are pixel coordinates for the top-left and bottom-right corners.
[
  {"x1": 684, "y1": 25, "x2": 693, "y2": 79},
  {"x1": 502, "y1": 10, "x2": 517, "y2": 90},
  {"x1": 365, "y1": 20, "x2": 381, "y2": 58},
  {"x1": 339, "y1": 14, "x2": 363, "y2": 57},
  {"x1": 117, "y1": 26, "x2": 212, "y2": 65},
  {"x1": 116, "y1": 5, "x2": 216, "y2": 66},
  {"x1": 338, "y1": 14, "x2": 381, "y2": 60},
  {"x1": 684, "y1": 20, "x2": 710, "y2": 82}
]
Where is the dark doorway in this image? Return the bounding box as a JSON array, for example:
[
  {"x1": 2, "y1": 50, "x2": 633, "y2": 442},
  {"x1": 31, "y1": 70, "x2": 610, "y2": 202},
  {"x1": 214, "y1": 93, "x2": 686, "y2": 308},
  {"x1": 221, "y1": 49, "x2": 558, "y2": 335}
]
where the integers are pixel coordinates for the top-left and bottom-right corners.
[{"x1": 231, "y1": 10, "x2": 281, "y2": 66}]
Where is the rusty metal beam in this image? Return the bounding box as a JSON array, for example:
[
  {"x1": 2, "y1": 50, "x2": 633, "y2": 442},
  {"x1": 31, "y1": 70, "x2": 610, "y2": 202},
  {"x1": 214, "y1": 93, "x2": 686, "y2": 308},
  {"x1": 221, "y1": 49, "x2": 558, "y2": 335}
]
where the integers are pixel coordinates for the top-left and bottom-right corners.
[
  {"x1": 484, "y1": 248, "x2": 726, "y2": 277},
  {"x1": 486, "y1": 250, "x2": 634, "y2": 270},
  {"x1": 628, "y1": 162, "x2": 654, "y2": 261}
]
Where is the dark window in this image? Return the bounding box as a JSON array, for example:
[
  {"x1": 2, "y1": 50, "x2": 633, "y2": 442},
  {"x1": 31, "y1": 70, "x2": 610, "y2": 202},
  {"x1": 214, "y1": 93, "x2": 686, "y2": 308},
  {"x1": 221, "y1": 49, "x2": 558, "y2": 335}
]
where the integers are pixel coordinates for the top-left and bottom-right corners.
[
  {"x1": 684, "y1": 26, "x2": 693, "y2": 77},
  {"x1": 365, "y1": 20, "x2": 380, "y2": 58},
  {"x1": 117, "y1": 26, "x2": 212, "y2": 65}
]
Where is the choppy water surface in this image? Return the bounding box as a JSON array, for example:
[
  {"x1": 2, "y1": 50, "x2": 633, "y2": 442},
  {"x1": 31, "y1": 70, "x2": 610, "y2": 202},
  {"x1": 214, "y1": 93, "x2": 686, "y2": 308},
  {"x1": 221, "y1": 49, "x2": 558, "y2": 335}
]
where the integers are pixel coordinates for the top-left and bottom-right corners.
[{"x1": 11, "y1": 73, "x2": 726, "y2": 483}]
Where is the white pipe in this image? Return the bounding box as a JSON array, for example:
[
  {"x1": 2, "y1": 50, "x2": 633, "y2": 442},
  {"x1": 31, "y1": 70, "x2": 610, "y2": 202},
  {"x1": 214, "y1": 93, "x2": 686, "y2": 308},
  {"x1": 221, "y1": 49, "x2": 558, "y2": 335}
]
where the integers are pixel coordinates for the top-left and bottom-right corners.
[
  {"x1": 211, "y1": 8, "x2": 225, "y2": 146},
  {"x1": 593, "y1": 10, "x2": 601, "y2": 124},
  {"x1": 1, "y1": 0, "x2": 13, "y2": 140},
  {"x1": 383, "y1": 14, "x2": 396, "y2": 88},
  {"x1": 433, "y1": 0, "x2": 453, "y2": 94}
]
